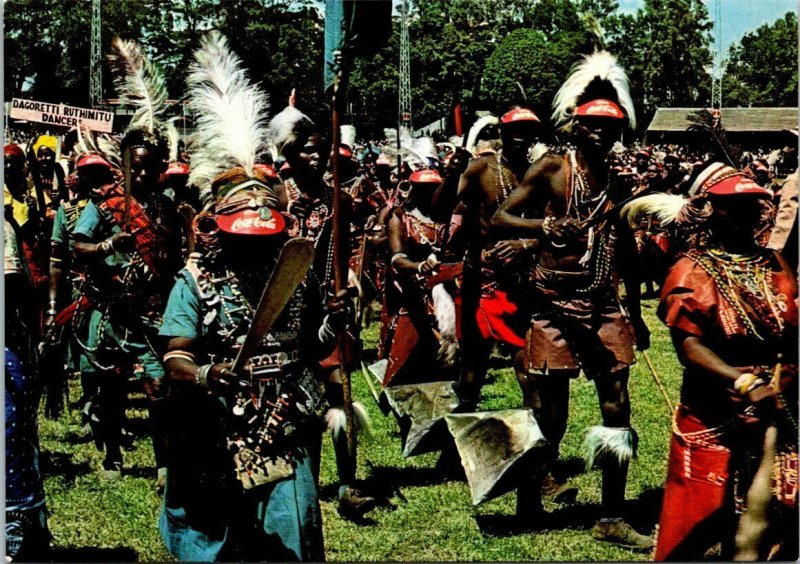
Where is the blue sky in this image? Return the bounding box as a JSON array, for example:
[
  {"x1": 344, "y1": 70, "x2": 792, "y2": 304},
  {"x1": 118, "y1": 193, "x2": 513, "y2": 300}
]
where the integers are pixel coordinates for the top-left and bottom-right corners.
[{"x1": 617, "y1": 0, "x2": 798, "y2": 54}]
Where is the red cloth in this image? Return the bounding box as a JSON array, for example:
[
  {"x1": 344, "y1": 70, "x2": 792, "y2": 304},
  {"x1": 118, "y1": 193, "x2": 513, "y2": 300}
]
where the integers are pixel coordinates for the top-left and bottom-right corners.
[
  {"x1": 654, "y1": 408, "x2": 731, "y2": 561},
  {"x1": 381, "y1": 314, "x2": 419, "y2": 386},
  {"x1": 96, "y1": 183, "x2": 169, "y2": 278},
  {"x1": 659, "y1": 254, "x2": 797, "y2": 340},
  {"x1": 476, "y1": 289, "x2": 525, "y2": 348}
]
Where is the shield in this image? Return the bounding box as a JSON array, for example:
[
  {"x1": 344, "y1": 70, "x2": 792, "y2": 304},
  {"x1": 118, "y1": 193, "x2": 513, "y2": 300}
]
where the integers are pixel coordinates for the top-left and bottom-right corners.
[
  {"x1": 382, "y1": 381, "x2": 462, "y2": 458},
  {"x1": 445, "y1": 409, "x2": 549, "y2": 505}
]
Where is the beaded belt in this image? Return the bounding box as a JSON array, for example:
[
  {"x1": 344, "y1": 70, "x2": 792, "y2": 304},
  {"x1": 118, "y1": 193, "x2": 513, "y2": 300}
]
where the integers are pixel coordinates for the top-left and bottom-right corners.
[{"x1": 249, "y1": 350, "x2": 301, "y2": 377}]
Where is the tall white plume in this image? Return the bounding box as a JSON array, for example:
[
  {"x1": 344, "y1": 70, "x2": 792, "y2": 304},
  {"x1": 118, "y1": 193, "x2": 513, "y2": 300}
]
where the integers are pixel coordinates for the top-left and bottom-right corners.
[
  {"x1": 552, "y1": 50, "x2": 636, "y2": 132},
  {"x1": 107, "y1": 37, "x2": 169, "y2": 135},
  {"x1": 187, "y1": 31, "x2": 271, "y2": 194}
]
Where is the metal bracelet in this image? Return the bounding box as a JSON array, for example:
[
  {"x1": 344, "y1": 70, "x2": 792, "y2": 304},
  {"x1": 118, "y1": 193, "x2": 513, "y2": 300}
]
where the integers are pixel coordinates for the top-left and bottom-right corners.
[
  {"x1": 98, "y1": 238, "x2": 114, "y2": 254},
  {"x1": 195, "y1": 364, "x2": 212, "y2": 388},
  {"x1": 390, "y1": 252, "x2": 408, "y2": 267}
]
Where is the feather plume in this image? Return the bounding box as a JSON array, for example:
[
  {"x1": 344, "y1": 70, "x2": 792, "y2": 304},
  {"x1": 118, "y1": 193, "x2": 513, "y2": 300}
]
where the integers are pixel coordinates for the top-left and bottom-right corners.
[
  {"x1": 621, "y1": 193, "x2": 687, "y2": 227},
  {"x1": 187, "y1": 31, "x2": 271, "y2": 194},
  {"x1": 267, "y1": 105, "x2": 313, "y2": 155},
  {"x1": 96, "y1": 134, "x2": 122, "y2": 170},
  {"x1": 552, "y1": 50, "x2": 636, "y2": 132},
  {"x1": 432, "y1": 283, "x2": 459, "y2": 366},
  {"x1": 75, "y1": 126, "x2": 122, "y2": 172},
  {"x1": 583, "y1": 425, "x2": 637, "y2": 470},
  {"x1": 341, "y1": 124, "x2": 357, "y2": 148},
  {"x1": 686, "y1": 110, "x2": 740, "y2": 168},
  {"x1": 581, "y1": 13, "x2": 606, "y2": 51},
  {"x1": 326, "y1": 402, "x2": 372, "y2": 440},
  {"x1": 75, "y1": 125, "x2": 91, "y2": 155},
  {"x1": 466, "y1": 115, "x2": 499, "y2": 152},
  {"x1": 412, "y1": 137, "x2": 437, "y2": 162},
  {"x1": 107, "y1": 37, "x2": 168, "y2": 135},
  {"x1": 166, "y1": 117, "x2": 181, "y2": 162}
]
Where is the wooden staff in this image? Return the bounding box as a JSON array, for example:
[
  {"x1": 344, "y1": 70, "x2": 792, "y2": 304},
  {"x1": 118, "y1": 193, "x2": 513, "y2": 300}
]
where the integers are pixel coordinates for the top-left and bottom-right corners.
[
  {"x1": 331, "y1": 70, "x2": 357, "y2": 462},
  {"x1": 641, "y1": 350, "x2": 675, "y2": 413}
]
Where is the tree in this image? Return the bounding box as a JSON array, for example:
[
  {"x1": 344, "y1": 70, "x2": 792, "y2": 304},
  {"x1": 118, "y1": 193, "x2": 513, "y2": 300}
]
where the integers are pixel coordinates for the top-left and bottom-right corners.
[
  {"x1": 606, "y1": 0, "x2": 713, "y2": 131},
  {"x1": 722, "y1": 12, "x2": 798, "y2": 107},
  {"x1": 483, "y1": 28, "x2": 590, "y2": 117}
]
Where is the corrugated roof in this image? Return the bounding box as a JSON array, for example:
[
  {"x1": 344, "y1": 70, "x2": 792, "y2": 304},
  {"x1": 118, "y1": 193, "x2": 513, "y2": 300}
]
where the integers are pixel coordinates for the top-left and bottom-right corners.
[{"x1": 648, "y1": 107, "x2": 798, "y2": 133}]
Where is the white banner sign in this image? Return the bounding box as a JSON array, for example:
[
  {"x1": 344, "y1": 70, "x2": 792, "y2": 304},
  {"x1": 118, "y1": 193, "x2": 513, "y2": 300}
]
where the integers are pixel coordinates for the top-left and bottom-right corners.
[{"x1": 9, "y1": 98, "x2": 114, "y2": 132}]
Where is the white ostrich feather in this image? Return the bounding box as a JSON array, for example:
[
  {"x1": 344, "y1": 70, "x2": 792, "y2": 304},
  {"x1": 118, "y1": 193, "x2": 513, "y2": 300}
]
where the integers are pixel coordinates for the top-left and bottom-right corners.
[
  {"x1": 267, "y1": 105, "x2": 313, "y2": 155},
  {"x1": 341, "y1": 124, "x2": 357, "y2": 148},
  {"x1": 529, "y1": 142, "x2": 548, "y2": 163},
  {"x1": 75, "y1": 126, "x2": 121, "y2": 171},
  {"x1": 187, "y1": 31, "x2": 271, "y2": 192},
  {"x1": 96, "y1": 134, "x2": 122, "y2": 170},
  {"x1": 325, "y1": 402, "x2": 372, "y2": 440},
  {"x1": 583, "y1": 425, "x2": 638, "y2": 469},
  {"x1": 412, "y1": 137, "x2": 437, "y2": 161},
  {"x1": 107, "y1": 37, "x2": 168, "y2": 135},
  {"x1": 466, "y1": 114, "x2": 499, "y2": 152},
  {"x1": 166, "y1": 117, "x2": 181, "y2": 162},
  {"x1": 621, "y1": 193, "x2": 687, "y2": 228},
  {"x1": 552, "y1": 50, "x2": 636, "y2": 132},
  {"x1": 431, "y1": 283, "x2": 459, "y2": 366}
]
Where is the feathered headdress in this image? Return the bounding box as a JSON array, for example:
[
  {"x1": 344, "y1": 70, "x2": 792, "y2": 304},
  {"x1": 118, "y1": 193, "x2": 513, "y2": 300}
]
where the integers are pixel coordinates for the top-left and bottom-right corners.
[
  {"x1": 187, "y1": 31, "x2": 272, "y2": 205},
  {"x1": 267, "y1": 106, "x2": 315, "y2": 156},
  {"x1": 466, "y1": 114, "x2": 499, "y2": 153},
  {"x1": 74, "y1": 125, "x2": 122, "y2": 172},
  {"x1": 686, "y1": 110, "x2": 741, "y2": 168},
  {"x1": 552, "y1": 50, "x2": 636, "y2": 132},
  {"x1": 107, "y1": 37, "x2": 169, "y2": 143}
]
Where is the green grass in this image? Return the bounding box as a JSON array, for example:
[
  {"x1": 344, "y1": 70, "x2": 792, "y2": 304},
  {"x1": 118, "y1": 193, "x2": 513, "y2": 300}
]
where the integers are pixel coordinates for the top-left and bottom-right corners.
[{"x1": 39, "y1": 298, "x2": 683, "y2": 561}]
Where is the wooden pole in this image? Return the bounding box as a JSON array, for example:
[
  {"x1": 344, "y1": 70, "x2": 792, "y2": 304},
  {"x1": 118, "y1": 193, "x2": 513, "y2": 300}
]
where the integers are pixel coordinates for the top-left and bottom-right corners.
[{"x1": 331, "y1": 71, "x2": 357, "y2": 463}]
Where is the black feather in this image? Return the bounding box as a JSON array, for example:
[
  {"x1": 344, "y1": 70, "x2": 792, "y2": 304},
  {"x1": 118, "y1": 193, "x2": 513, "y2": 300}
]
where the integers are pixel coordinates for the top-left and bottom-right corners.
[{"x1": 686, "y1": 110, "x2": 741, "y2": 168}]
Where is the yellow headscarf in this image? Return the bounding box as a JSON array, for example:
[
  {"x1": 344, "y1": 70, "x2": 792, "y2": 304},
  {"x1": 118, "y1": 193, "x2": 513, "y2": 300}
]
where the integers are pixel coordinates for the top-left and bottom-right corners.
[{"x1": 33, "y1": 135, "x2": 58, "y2": 155}]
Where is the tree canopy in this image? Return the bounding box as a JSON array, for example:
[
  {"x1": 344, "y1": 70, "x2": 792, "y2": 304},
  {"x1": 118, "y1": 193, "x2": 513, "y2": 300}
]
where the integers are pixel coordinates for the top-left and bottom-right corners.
[
  {"x1": 4, "y1": 0, "x2": 796, "y2": 138},
  {"x1": 722, "y1": 11, "x2": 798, "y2": 108}
]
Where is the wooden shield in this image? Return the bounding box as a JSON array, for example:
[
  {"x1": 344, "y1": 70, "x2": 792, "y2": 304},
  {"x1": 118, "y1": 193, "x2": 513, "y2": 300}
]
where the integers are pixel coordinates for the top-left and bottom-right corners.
[{"x1": 445, "y1": 409, "x2": 549, "y2": 505}]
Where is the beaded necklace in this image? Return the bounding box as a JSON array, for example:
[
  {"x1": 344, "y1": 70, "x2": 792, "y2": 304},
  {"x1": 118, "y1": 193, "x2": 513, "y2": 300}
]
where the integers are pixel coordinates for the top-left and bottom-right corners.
[
  {"x1": 565, "y1": 150, "x2": 615, "y2": 292},
  {"x1": 406, "y1": 207, "x2": 440, "y2": 252},
  {"x1": 190, "y1": 252, "x2": 255, "y2": 350},
  {"x1": 495, "y1": 150, "x2": 513, "y2": 208},
  {"x1": 687, "y1": 248, "x2": 786, "y2": 340}
]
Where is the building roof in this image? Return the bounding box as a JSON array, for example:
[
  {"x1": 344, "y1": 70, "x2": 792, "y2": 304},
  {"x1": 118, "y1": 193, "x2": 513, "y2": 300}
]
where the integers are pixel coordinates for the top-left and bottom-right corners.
[{"x1": 648, "y1": 107, "x2": 798, "y2": 133}]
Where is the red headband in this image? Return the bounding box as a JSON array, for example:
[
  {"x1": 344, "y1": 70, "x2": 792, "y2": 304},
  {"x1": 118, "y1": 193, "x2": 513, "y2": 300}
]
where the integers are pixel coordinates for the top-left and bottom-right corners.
[
  {"x1": 501, "y1": 108, "x2": 540, "y2": 124},
  {"x1": 410, "y1": 169, "x2": 443, "y2": 184},
  {"x1": 575, "y1": 99, "x2": 625, "y2": 120}
]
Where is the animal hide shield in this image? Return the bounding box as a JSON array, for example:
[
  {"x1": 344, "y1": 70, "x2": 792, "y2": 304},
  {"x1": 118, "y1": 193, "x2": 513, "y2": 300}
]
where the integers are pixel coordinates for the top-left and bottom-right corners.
[
  {"x1": 381, "y1": 381, "x2": 462, "y2": 458},
  {"x1": 445, "y1": 409, "x2": 549, "y2": 505},
  {"x1": 367, "y1": 359, "x2": 462, "y2": 457}
]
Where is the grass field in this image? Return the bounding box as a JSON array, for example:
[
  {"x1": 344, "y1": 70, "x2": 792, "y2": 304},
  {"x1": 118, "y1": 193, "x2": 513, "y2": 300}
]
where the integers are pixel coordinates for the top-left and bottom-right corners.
[{"x1": 38, "y1": 298, "x2": 683, "y2": 561}]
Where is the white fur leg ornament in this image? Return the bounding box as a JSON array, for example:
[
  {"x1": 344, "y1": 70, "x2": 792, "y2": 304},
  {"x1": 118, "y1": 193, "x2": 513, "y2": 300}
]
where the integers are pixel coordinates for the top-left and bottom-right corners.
[
  {"x1": 431, "y1": 283, "x2": 459, "y2": 366},
  {"x1": 583, "y1": 425, "x2": 638, "y2": 470},
  {"x1": 326, "y1": 402, "x2": 372, "y2": 442}
]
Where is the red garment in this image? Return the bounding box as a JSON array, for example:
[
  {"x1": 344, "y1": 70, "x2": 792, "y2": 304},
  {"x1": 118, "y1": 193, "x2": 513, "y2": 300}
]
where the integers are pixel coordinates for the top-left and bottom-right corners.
[
  {"x1": 653, "y1": 408, "x2": 731, "y2": 561},
  {"x1": 655, "y1": 251, "x2": 798, "y2": 560},
  {"x1": 96, "y1": 183, "x2": 170, "y2": 278},
  {"x1": 379, "y1": 207, "x2": 444, "y2": 386},
  {"x1": 476, "y1": 289, "x2": 525, "y2": 348}
]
